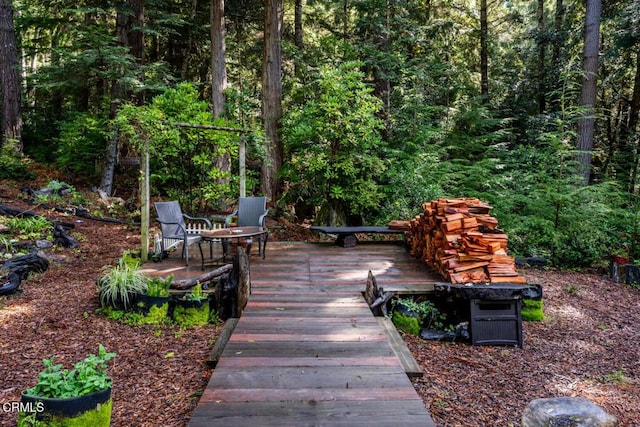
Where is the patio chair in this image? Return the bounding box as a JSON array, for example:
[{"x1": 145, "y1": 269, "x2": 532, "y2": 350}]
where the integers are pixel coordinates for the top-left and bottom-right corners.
[
  {"x1": 224, "y1": 197, "x2": 269, "y2": 258},
  {"x1": 154, "y1": 201, "x2": 212, "y2": 265}
]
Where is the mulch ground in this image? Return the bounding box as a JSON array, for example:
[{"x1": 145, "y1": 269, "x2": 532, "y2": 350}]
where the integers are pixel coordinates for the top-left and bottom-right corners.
[{"x1": 1, "y1": 188, "x2": 638, "y2": 426}]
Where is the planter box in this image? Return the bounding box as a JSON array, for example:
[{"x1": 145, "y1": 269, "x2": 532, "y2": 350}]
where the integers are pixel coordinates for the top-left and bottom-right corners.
[{"x1": 20, "y1": 388, "x2": 112, "y2": 426}]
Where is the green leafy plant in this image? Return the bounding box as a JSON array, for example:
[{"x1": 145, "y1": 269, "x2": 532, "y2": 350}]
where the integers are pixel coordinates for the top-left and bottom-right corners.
[
  {"x1": 393, "y1": 297, "x2": 446, "y2": 331},
  {"x1": 145, "y1": 275, "x2": 173, "y2": 297},
  {"x1": 97, "y1": 260, "x2": 147, "y2": 310},
  {"x1": 24, "y1": 345, "x2": 116, "y2": 399},
  {"x1": 2, "y1": 216, "x2": 53, "y2": 241},
  {"x1": 0, "y1": 141, "x2": 35, "y2": 180},
  {"x1": 184, "y1": 283, "x2": 204, "y2": 302}
]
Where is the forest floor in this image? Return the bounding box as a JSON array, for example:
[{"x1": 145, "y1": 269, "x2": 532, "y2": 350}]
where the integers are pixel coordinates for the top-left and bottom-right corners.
[{"x1": 0, "y1": 178, "x2": 639, "y2": 426}]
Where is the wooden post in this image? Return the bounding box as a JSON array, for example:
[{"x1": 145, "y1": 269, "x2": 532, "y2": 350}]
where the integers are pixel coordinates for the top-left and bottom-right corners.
[
  {"x1": 239, "y1": 135, "x2": 246, "y2": 197},
  {"x1": 140, "y1": 138, "x2": 150, "y2": 263}
]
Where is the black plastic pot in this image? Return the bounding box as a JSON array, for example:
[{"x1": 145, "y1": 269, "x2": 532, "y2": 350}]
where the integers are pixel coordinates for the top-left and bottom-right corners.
[
  {"x1": 135, "y1": 294, "x2": 171, "y2": 315},
  {"x1": 21, "y1": 387, "x2": 112, "y2": 423}
]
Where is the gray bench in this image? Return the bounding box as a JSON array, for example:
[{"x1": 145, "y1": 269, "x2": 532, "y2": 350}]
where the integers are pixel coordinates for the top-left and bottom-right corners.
[{"x1": 310, "y1": 226, "x2": 406, "y2": 247}]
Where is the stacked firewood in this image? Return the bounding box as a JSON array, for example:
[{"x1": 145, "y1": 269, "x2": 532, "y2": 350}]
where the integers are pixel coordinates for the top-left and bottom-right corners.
[{"x1": 410, "y1": 198, "x2": 527, "y2": 284}]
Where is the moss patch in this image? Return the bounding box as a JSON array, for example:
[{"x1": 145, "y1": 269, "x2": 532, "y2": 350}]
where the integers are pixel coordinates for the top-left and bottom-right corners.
[
  {"x1": 392, "y1": 311, "x2": 421, "y2": 335},
  {"x1": 19, "y1": 399, "x2": 112, "y2": 427},
  {"x1": 137, "y1": 303, "x2": 169, "y2": 325},
  {"x1": 522, "y1": 298, "x2": 544, "y2": 321},
  {"x1": 173, "y1": 304, "x2": 209, "y2": 327}
]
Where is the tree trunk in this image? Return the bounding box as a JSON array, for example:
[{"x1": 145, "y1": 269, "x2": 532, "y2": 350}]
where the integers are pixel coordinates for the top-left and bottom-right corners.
[
  {"x1": 211, "y1": 0, "x2": 231, "y2": 193},
  {"x1": 261, "y1": 0, "x2": 283, "y2": 200},
  {"x1": 626, "y1": 51, "x2": 640, "y2": 194},
  {"x1": 479, "y1": 0, "x2": 489, "y2": 102},
  {"x1": 211, "y1": 0, "x2": 227, "y2": 118},
  {"x1": 550, "y1": 0, "x2": 564, "y2": 111},
  {"x1": 130, "y1": 0, "x2": 145, "y2": 105},
  {"x1": 0, "y1": 0, "x2": 22, "y2": 151},
  {"x1": 537, "y1": 0, "x2": 546, "y2": 114},
  {"x1": 576, "y1": 0, "x2": 601, "y2": 186},
  {"x1": 294, "y1": 0, "x2": 303, "y2": 77}
]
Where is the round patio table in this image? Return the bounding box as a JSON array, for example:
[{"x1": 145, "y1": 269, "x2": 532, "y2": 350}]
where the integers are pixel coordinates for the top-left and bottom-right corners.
[{"x1": 199, "y1": 226, "x2": 268, "y2": 269}]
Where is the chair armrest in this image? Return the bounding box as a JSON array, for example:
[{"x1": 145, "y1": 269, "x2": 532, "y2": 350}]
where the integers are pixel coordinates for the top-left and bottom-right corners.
[
  {"x1": 258, "y1": 210, "x2": 268, "y2": 228},
  {"x1": 225, "y1": 209, "x2": 239, "y2": 227}
]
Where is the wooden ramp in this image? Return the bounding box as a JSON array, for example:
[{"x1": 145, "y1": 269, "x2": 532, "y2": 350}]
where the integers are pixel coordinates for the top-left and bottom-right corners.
[{"x1": 188, "y1": 242, "x2": 437, "y2": 426}]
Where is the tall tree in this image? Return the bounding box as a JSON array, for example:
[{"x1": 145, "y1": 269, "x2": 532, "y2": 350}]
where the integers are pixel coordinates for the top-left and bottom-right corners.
[
  {"x1": 537, "y1": 0, "x2": 546, "y2": 113},
  {"x1": 479, "y1": 0, "x2": 489, "y2": 102},
  {"x1": 211, "y1": 0, "x2": 227, "y2": 118},
  {"x1": 261, "y1": 0, "x2": 283, "y2": 199},
  {"x1": 576, "y1": 0, "x2": 602, "y2": 185},
  {"x1": 211, "y1": 0, "x2": 231, "y2": 192},
  {"x1": 0, "y1": 0, "x2": 22, "y2": 150}
]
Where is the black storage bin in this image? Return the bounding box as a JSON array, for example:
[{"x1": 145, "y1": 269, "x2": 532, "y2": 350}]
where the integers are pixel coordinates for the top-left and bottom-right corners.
[{"x1": 469, "y1": 299, "x2": 522, "y2": 348}]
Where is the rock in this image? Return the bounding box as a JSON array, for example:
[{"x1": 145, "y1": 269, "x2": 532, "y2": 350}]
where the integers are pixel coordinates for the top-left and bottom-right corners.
[{"x1": 522, "y1": 397, "x2": 618, "y2": 427}]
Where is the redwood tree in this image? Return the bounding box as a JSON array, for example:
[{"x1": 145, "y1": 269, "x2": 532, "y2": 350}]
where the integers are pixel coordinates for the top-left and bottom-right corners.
[
  {"x1": 0, "y1": 0, "x2": 22, "y2": 150},
  {"x1": 576, "y1": 0, "x2": 602, "y2": 186},
  {"x1": 261, "y1": 0, "x2": 283, "y2": 200}
]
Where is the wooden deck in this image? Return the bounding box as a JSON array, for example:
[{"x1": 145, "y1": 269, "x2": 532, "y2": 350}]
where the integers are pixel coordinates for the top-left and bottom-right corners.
[{"x1": 180, "y1": 241, "x2": 438, "y2": 426}]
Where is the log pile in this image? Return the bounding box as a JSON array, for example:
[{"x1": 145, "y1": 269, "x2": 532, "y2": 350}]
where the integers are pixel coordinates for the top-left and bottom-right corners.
[{"x1": 410, "y1": 198, "x2": 526, "y2": 284}]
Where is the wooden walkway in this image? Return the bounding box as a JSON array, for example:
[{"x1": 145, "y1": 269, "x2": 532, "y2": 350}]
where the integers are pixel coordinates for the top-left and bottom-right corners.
[{"x1": 187, "y1": 242, "x2": 438, "y2": 426}]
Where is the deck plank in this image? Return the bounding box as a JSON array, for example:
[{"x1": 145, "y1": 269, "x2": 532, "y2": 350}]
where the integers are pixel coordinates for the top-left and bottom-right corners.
[{"x1": 187, "y1": 242, "x2": 437, "y2": 426}]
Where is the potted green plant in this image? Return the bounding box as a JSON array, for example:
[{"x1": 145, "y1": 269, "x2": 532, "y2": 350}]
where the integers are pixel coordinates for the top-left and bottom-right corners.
[
  {"x1": 135, "y1": 275, "x2": 173, "y2": 323},
  {"x1": 392, "y1": 298, "x2": 446, "y2": 335},
  {"x1": 96, "y1": 259, "x2": 147, "y2": 310},
  {"x1": 19, "y1": 345, "x2": 116, "y2": 426},
  {"x1": 172, "y1": 283, "x2": 209, "y2": 327}
]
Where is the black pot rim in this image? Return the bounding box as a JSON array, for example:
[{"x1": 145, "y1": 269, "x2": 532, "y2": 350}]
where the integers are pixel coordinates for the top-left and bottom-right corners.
[{"x1": 21, "y1": 387, "x2": 111, "y2": 418}]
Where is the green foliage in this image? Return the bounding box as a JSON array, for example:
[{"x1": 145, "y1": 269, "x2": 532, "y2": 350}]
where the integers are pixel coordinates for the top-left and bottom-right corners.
[
  {"x1": 173, "y1": 302, "x2": 209, "y2": 327},
  {"x1": 97, "y1": 260, "x2": 147, "y2": 310},
  {"x1": 1, "y1": 216, "x2": 53, "y2": 241},
  {"x1": 282, "y1": 61, "x2": 386, "y2": 225},
  {"x1": 184, "y1": 283, "x2": 204, "y2": 302},
  {"x1": 0, "y1": 143, "x2": 35, "y2": 180},
  {"x1": 146, "y1": 275, "x2": 172, "y2": 297},
  {"x1": 521, "y1": 298, "x2": 544, "y2": 322},
  {"x1": 54, "y1": 113, "x2": 109, "y2": 183},
  {"x1": 394, "y1": 298, "x2": 446, "y2": 331},
  {"x1": 24, "y1": 345, "x2": 116, "y2": 399},
  {"x1": 132, "y1": 303, "x2": 170, "y2": 326},
  {"x1": 392, "y1": 311, "x2": 421, "y2": 336},
  {"x1": 113, "y1": 83, "x2": 240, "y2": 210}
]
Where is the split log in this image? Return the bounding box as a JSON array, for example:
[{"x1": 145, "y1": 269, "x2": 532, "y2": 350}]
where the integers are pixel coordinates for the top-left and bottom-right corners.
[
  {"x1": 172, "y1": 264, "x2": 233, "y2": 290},
  {"x1": 409, "y1": 197, "x2": 526, "y2": 285}
]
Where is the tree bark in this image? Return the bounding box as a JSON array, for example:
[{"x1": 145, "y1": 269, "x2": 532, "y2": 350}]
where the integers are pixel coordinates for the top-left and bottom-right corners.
[
  {"x1": 211, "y1": 0, "x2": 227, "y2": 118},
  {"x1": 479, "y1": 0, "x2": 489, "y2": 102},
  {"x1": 211, "y1": 0, "x2": 231, "y2": 193},
  {"x1": 626, "y1": 51, "x2": 640, "y2": 193},
  {"x1": 294, "y1": 0, "x2": 303, "y2": 77},
  {"x1": 537, "y1": 0, "x2": 546, "y2": 114},
  {"x1": 0, "y1": 0, "x2": 22, "y2": 151},
  {"x1": 261, "y1": 0, "x2": 283, "y2": 200},
  {"x1": 576, "y1": 0, "x2": 601, "y2": 186}
]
